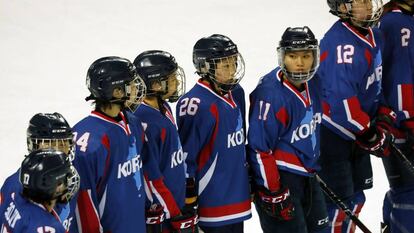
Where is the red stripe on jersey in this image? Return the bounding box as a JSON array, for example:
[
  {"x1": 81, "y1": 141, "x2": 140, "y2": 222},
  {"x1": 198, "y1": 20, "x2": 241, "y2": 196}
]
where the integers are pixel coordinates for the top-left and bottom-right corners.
[
  {"x1": 275, "y1": 107, "x2": 289, "y2": 128},
  {"x1": 97, "y1": 134, "x2": 111, "y2": 196},
  {"x1": 274, "y1": 149, "x2": 311, "y2": 172},
  {"x1": 0, "y1": 192, "x2": 3, "y2": 205},
  {"x1": 401, "y1": 84, "x2": 414, "y2": 118},
  {"x1": 77, "y1": 190, "x2": 101, "y2": 233},
  {"x1": 345, "y1": 96, "x2": 370, "y2": 133},
  {"x1": 199, "y1": 199, "x2": 250, "y2": 217},
  {"x1": 320, "y1": 51, "x2": 328, "y2": 62},
  {"x1": 161, "y1": 128, "x2": 167, "y2": 143},
  {"x1": 258, "y1": 151, "x2": 280, "y2": 191},
  {"x1": 364, "y1": 49, "x2": 372, "y2": 67},
  {"x1": 349, "y1": 203, "x2": 364, "y2": 233},
  {"x1": 198, "y1": 104, "x2": 219, "y2": 172},
  {"x1": 151, "y1": 178, "x2": 181, "y2": 218},
  {"x1": 322, "y1": 101, "x2": 331, "y2": 117}
]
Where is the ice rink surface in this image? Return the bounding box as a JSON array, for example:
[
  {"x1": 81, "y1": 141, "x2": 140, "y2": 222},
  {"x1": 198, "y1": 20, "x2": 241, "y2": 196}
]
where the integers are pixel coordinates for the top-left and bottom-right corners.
[{"x1": 0, "y1": 0, "x2": 389, "y2": 231}]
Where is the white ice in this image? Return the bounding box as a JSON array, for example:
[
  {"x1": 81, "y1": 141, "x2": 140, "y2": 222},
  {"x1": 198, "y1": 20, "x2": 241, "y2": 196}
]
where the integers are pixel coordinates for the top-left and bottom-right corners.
[{"x1": 0, "y1": 0, "x2": 389, "y2": 232}]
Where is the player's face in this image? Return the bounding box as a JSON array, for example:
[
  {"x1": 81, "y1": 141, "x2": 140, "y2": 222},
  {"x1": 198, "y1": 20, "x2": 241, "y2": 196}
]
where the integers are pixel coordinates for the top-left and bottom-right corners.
[
  {"x1": 162, "y1": 73, "x2": 179, "y2": 99},
  {"x1": 214, "y1": 56, "x2": 237, "y2": 84},
  {"x1": 124, "y1": 76, "x2": 146, "y2": 111},
  {"x1": 351, "y1": 0, "x2": 373, "y2": 21},
  {"x1": 283, "y1": 50, "x2": 314, "y2": 74},
  {"x1": 37, "y1": 139, "x2": 72, "y2": 155}
]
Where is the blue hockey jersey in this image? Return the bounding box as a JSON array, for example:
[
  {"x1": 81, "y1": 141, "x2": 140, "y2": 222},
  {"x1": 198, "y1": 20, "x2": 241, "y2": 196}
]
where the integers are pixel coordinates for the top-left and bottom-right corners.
[
  {"x1": 176, "y1": 80, "x2": 251, "y2": 227},
  {"x1": 0, "y1": 192, "x2": 66, "y2": 233},
  {"x1": 247, "y1": 67, "x2": 323, "y2": 191},
  {"x1": 318, "y1": 21, "x2": 384, "y2": 140},
  {"x1": 71, "y1": 111, "x2": 146, "y2": 233},
  {"x1": 379, "y1": 9, "x2": 414, "y2": 128},
  {"x1": 134, "y1": 102, "x2": 186, "y2": 219},
  {"x1": 0, "y1": 170, "x2": 75, "y2": 231}
]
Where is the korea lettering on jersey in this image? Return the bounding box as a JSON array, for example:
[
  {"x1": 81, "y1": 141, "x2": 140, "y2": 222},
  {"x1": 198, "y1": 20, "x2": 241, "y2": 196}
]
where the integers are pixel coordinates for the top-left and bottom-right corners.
[
  {"x1": 380, "y1": 10, "x2": 414, "y2": 127},
  {"x1": 134, "y1": 103, "x2": 186, "y2": 219},
  {"x1": 0, "y1": 171, "x2": 75, "y2": 232},
  {"x1": 318, "y1": 21, "x2": 384, "y2": 140},
  {"x1": 177, "y1": 80, "x2": 251, "y2": 227},
  {"x1": 247, "y1": 68, "x2": 323, "y2": 191},
  {"x1": 70, "y1": 111, "x2": 146, "y2": 233},
  {"x1": 0, "y1": 193, "x2": 66, "y2": 233}
]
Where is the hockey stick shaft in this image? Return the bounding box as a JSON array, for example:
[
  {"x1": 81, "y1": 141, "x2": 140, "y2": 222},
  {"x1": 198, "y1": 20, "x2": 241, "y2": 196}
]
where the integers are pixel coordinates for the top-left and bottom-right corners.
[
  {"x1": 315, "y1": 174, "x2": 372, "y2": 233},
  {"x1": 390, "y1": 143, "x2": 414, "y2": 176}
]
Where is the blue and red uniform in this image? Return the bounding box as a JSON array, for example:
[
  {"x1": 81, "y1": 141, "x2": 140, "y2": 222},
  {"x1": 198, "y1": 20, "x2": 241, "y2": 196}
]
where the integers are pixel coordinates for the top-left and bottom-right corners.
[
  {"x1": 70, "y1": 111, "x2": 147, "y2": 233},
  {"x1": 379, "y1": 6, "x2": 414, "y2": 233},
  {"x1": 134, "y1": 102, "x2": 186, "y2": 223},
  {"x1": 0, "y1": 192, "x2": 66, "y2": 233},
  {"x1": 176, "y1": 81, "x2": 251, "y2": 227},
  {"x1": 248, "y1": 67, "x2": 328, "y2": 232},
  {"x1": 317, "y1": 20, "x2": 384, "y2": 233}
]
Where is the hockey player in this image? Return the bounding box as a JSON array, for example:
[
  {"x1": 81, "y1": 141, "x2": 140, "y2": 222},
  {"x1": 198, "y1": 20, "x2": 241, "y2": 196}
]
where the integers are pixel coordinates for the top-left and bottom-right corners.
[
  {"x1": 318, "y1": 0, "x2": 394, "y2": 232},
  {"x1": 247, "y1": 26, "x2": 328, "y2": 233},
  {"x1": 132, "y1": 50, "x2": 197, "y2": 233},
  {"x1": 176, "y1": 34, "x2": 251, "y2": 233},
  {"x1": 71, "y1": 56, "x2": 149, "y2": 232},
  {"x1": 0, "y1": 149, "x2": 80, "y2": 233},
  {"x1": 0, "y1": 112, "x2": 76, "y2": 231},
  {"x1": 379, "y1": 0, "x2": 414, "y2": 232}
]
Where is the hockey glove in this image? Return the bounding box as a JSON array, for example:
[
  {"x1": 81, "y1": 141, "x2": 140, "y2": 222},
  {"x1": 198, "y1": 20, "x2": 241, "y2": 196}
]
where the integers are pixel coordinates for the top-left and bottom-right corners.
[
  {"x1": 356, "y1": 126, "x2": 394, "y2": 157},
  {"x1": 375, "y1": 106, "x2": 397, "y2": 133},
  {"x1": 170, "y1": 209, "x2": 199, "y2": 233},
  {"x1": 256, "y1": 185, "x2": 295, "y2": 221},
  {"x1": 146, "y1": 203, "x2": 165, "y2": 233}
]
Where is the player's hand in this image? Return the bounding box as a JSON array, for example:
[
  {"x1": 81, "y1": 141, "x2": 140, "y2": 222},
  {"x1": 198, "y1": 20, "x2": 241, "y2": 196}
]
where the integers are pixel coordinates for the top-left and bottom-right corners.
[
  {"x1": 170, "y1": 209, "x2": 199, "y2": 233},
  {"x1": 356, "y1": 126, "x2": 394, "y2": 157},
  {"x1": 256, "y1": 185, "x2": 295, "y2": 221},
  {"x1": 375, "y1": 106, "x2": 397, "y2": 133},
  {"x1": 146, "y1": 204, "x2": 165, "y2": 233}
]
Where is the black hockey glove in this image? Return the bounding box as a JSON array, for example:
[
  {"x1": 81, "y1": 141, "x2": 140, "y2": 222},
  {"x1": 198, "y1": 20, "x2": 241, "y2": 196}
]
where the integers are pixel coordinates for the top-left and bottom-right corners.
[
  {"x1": 256, "y1": 185, "x2": 295, "y2": 221},
  {"x1": 356, "y1": 126, "x2": 394, "y2": 157},
  {"x1": 146, "y1": 204, "x2": 165, "y2": 233},
  {"x1": 170, "y1": 208, "x2": 199, "y2": 233}
]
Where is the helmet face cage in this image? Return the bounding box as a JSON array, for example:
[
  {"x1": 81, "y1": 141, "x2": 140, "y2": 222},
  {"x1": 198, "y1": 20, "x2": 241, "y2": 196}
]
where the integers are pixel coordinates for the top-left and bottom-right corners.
[
  {"x1": 341, "y1": 0, "x2": 383, "y2": 29},
  {"x1": 124, "y1": 75, "x2": 147, "y2": 112},
  {"x1": 277, "y1": 45, "x2": 320, "y2": 84},
  {"x1": 203, "y1": 53, "x2": 245, "y2": 92},
  {"x1": 60, "y1": 165, "x2": 80, "y2": 203},
  {"x1": 163, "y1": 66, "x2": 186, "y2": 103},
  {"x1": 28, "y1": 137, "x2": 75, "y2": 161}
]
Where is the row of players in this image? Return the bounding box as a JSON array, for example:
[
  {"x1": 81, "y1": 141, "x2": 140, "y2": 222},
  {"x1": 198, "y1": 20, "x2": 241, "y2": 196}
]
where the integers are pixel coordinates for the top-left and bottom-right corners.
[{"x1": 1, "y1": 0, "x2": 414, "y2": 232}]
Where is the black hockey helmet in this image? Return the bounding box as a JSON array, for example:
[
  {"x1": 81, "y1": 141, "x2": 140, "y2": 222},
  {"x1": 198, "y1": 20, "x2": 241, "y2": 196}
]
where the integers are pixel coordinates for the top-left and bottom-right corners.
[
  {"x1": 86, "y1": 56, "x2": 146, "y2": 111},
  {"x1": 327, "y1": 0, "x2": 383, "y2": 28},
  {"x1": 133, "y1": 50, "x2": 185, "y2": 103},
  {"x1": 193, "y1": 34, "x2": 245, "y2": 92},
  {"x1": 277, "y1": 26, "x2": 320, "y2": 83},
  {"x1": 392, "y1": 0, "x2": 414, "y2": 13},
  {"x1": 20, "y1": 149, "x2": 80, "y2": 204},
  {"x1": 27, "y1": 112, "x2": 75, "y2": 161}
]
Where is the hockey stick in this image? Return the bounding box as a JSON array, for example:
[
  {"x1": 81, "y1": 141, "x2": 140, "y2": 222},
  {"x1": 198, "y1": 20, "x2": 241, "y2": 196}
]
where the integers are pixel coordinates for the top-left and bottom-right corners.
[
  {"x1": 315, "y1": 174, "x2": 372, "y2": 233},
  {"x1": 390, "y1": 143, "x2": 414, "y2": 176}
]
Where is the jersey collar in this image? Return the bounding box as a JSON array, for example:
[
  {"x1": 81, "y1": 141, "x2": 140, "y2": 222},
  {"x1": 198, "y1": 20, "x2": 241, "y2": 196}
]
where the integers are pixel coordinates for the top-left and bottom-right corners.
[
  {"x1": 197, "y1": 80, "x2": 237, "y2": 109},
  {"x1": 275, "y1": 69, "x2": 311, "y2": 108},
  {"x1": 91, "y1": 111, "x2": 131, "y2": 135},
  {"x1": 342, "y1": 22, "x2": 376, "y2": 48},
  {"x1": 141, "y1": 102, "x2": 176, "y2": 125}
]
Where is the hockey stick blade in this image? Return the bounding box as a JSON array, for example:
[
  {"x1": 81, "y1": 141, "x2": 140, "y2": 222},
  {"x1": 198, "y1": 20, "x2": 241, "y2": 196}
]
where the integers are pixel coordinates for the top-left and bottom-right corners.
[
  {"x1": 316, "y1": 174, "x2": 372, "y2": 233},
  {"x1": 390, "y1": 143, "x2": 414, "y2": 176}
]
